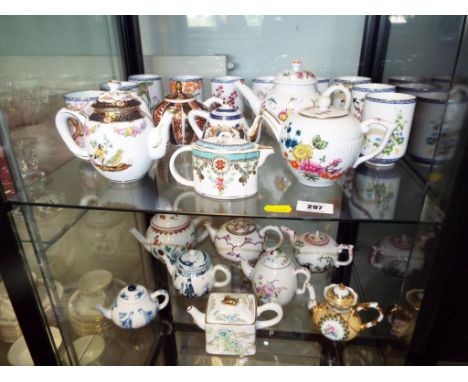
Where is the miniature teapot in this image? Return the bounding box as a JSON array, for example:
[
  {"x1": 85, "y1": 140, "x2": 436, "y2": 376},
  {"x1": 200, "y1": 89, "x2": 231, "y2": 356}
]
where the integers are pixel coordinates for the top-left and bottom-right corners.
[
  {"x1": 153, "y1": 81, "x2": 222, "y2": 145},
  {"x1": 387, "y1": 289, "x2": 423, "y2": 341},
  {"x1": 187, "y1": 104, "x2": 261, "y2": 142},
  {"x1": 169, "y1": 136, "x2": 274, "y2": 199},
  {"x1": 241, "y1": 226, "x2": 311, "y2": 306},
  {"x1": 307, "y1": 283, "x2": 384, "y2": 342},
  {"x1": 55, "y1": 87, "x2": 175, "y2": 182},
  {"x1": 163, "y1": 249, "x2": 231, "y2": 298},
  {"x1": 187, "y1": 293, "x2": 283, "y2": 356},
  {"x1": 260, "y1": 93, "x2": 396, "y2": 187},
  {"x1": 369, "y1": 234, "x2": 425, "y2": 277},
  {"x1": 235, "y1": 59, "x2": 348, "y2": 120},
  {"x1": 130, "y1": 213, "x2": 209, "y2": 264},
  {"x1": 203, "y1": 218, "x2": 282, "y2": 264},
  {"x1": 281, "y1": 227, "x2": 354, "y2": 272},
  {"x1": 96, "y1": 284, "x2": 169, "y2": 329}
]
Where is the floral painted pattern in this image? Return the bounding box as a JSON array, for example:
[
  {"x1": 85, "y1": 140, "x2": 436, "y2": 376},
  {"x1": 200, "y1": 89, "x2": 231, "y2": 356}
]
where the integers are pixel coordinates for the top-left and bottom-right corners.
[
  {"x1": 317, "y1": 314, "x2": 349, "y2": 341},
  {"x1": 136, "y1": 81, "x2": 159, "y2": 114},
  {"x1": 213, "y1": 85, "x2": 238, "y2": 108},
  {"x1": 254, "y1": 274, "x2": 287, "y2": 303},
  {"x1": 370, "y1": 110, "x2": 405, "y2": 156},
  {"x1": 207, "y1": 327, "x2": 253, "y2": 356},
  {"x1": 113, "y1": 120, "x2": 146, "y2": 137}
]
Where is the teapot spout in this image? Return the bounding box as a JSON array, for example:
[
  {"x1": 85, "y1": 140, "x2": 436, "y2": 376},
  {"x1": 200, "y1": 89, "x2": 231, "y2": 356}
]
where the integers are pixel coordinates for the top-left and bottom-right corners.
[
  {"x1": 306, "y1": 283, "x2": 317, "y2": 312},
  {"x1": 280, "y1": 226, "x2": 297, "y2": 244},
  {"x1": 129, "y1": 228, "x2": 151, "y2": 253},
  {"x1": 96, "y1": 304, "x2": 112, "y2": 320},
  {"x1": 203, "y1": 220, "x2": 217, "y2": 243},
  {"x1": 147, "y1": 107, "x2": 175, "y2": 160},
  {"x1": 187, "y1": 305, "x2": 206, "y2": 330},
  {"x1": 234, "y1": 80, "x2": 261, "y2": 116}
]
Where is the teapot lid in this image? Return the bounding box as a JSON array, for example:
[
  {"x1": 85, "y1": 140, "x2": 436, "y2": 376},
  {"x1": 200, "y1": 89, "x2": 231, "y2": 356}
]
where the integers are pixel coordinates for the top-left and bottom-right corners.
[
  {"x1": 226, "y1": 218, "x2": 257, "y2": 236},
  {"x1": 177, "y1": 250, "x2": 210, "y2": 272},
  {"x1": 276, "y1": 60, "x2": 317, "y2": 85},
  {"x1": 324, "y1": 283, "x2": 358, "y2": 309},
  {"x1": 299, "y1": 96, "x2": 348, "y2": 119},
  {"x1": 195, "y1": 136, "x2": 255, "y2": 152},
  {"x1": 164, "y1": 81, "x2": 196, "y2": 102},
  {"x1": 210, "y1": 106, "x2": 243, "y2": 120},
  {"x1": 304, "y1": 230, "x2": 331, "y2": 246},
  {"x1": 118, "y1": 284, "x2": 147, "y2": 304},
  {"x1": 206, "y1": 293, "x2": 256, "y2": 325},
  {"x1": 93, "y1": 90, "x2": 140, "y2": 110},
  {"x1": 150, "y1": 213, "x2": 191, "y2": 231},
  {"x1": 260, "y1": 247, "x2": 291, "y2": 269},
  {"x1": 388, "y1": 234, "x2": 412, "y2": 250}
]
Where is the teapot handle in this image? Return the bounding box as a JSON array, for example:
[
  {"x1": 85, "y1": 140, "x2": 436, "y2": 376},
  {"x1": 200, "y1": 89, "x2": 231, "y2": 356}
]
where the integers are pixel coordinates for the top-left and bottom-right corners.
[
  {"x1": 152, "y1": 289, "x2": 169, "y2": 311},
  {"x1": 169, "y1": 145, "x2": 194, "y2": 187},
  {"x1": 369, "y1": 246, "x2": 384, "y2": 269},
  {"x1": 256, "y1": 302, "x2": 283, "y2": 330},
  {"x1": 187, "y1": 109, "x2": 210, "y2": 139},
  {"x1": 322, "y1": 84, "x2": 352, "y2": 111},
  {"x1": 335, "y1": 244, "x2": 354, "y2": 267},
  {"x1": 353, "y1": 118, "x2": 396, "y2": 168},
  {"x1": 55, "y1": 108, "x2": 89, "y2": 160},
  {"x1": 356, "y1": 302, "x2": 384, "y2": 330},
  {"x1": 258, "y1": 225, "x2": 284, "y2": 251},
  {"x1": 294, "y1": 268, "x2": 311, "y2": 295},
  {"x1": 191, "y1": 216, "x2": 210, "y2": 244},
  {"x1": 212, "y1": 264, "x2": 232, "y2": 288}
]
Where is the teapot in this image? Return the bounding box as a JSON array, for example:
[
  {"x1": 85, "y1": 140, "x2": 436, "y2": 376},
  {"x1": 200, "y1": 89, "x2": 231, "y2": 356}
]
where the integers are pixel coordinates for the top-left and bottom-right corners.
[
  {"x1": 130, "y1": 213, "x2": 209, "y2": 264},
  {"x1": 307, "y1": 283, "x2": 384, "y2": 342},
  {"x1": 187, "y1": 104, "x2": 260, "y2": 142},
  {"x1": 163, "y1": 249, "x2": 231, "y2": 298},
  {"x1": 96, "y1": 284, "x2": 169, "y2": 329},
  {"x1": 281, "y1": 227, "x2": 354, "y2": 272},
  {"x1": 260, "y1": 93, "x2": 396, "y2": 187},
  {"x1": 203, "y1": 218, "x2": 282, "y2": 264},
  {"x1": 169, "y1": 136, "x2": 274, "y2": 199},
  {"x1": 241, "y1": 226, "x2": 311, "y2": 306},
  {"x1": 153, "y1": 81, "x2": 222, "y2": 145},
  {"x1": 187, "y1": 292, "x2": 283, "y2": 356},
  {"x1": 55, "y1": 88, "x2": 175, "y2": 183},
  {"x1": 235, "y1": 59, "x2": 348, "y2": 120},
  {"x1": 387, "y1": 289, "x2": 423, "y2": 341}
]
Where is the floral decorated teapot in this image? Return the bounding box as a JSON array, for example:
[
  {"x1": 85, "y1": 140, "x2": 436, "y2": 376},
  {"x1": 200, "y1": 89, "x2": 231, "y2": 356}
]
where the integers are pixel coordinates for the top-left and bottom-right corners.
[
  {"x1": 260, "y1": 93, "x2": 396, "y2": 187},
  {"x1": 235, "y1": 59, "x2": 347, "y2": 121},
  {"x1": 130, "y1": 213, "x2": 209, "y2": 264},
  {"x1": 153, "y1": 81, "x2": 222, "y2": 145},
  {"x1": 281, "y1": 227, "x2": 354, "y2": 272},
  {"x1": 169, "y1": 136, "x2": 274, "y2": 199},
  {"x1": 96, "y1": 284, "x2": 169, "y2": 329},
  {"x1": 55, "y1": 87, "x2": 175, "y2": 182},
  {"x1": 187, "y1": 293, "x2": 283, "y2": 356},
  {"x1": 203, "y1": 218, "x2": 282, "y2": 264},
  {"x1": 241, "y1": 226, "x2": 311, "y2": 306},
  {"x1": 163, "y1": 249, "x2": 231, "y2": 298},
  {"x1": 307, "y1": 283, "x2": 384, "y2": 342},
  {"x1": 187, "y1": 104, "x2": 260, "y2": 142}
]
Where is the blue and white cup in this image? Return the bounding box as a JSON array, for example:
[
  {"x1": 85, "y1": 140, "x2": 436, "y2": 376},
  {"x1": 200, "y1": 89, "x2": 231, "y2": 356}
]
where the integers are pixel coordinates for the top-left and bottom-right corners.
[
  {"x1": 211, "y1": 76, "x2": 245, "y2": 112},
  {"x1": 169, "y1": 75, "x2": 203, "y2": 102},
  {"x1": 332, "y1": 76, "x2": 371, "y2": 107},
  {"x1": 252, "y1": 76, "x2": 275, "y2": 101},
  {"x1": 351, "y1": 83, "x2": 396, "y2": 121},
  {"x1": 128, "y1": 74, "x2": 163, "y2": 114},
  {"x1": 55, "y1": 90, "x2": 103, "y2": 153},
  {"x1": 316, "y1": 77, "x2": 330, "y2": 94},
  {"x1": 361, "y1": 92, "x2": 416, "y2": 167}
]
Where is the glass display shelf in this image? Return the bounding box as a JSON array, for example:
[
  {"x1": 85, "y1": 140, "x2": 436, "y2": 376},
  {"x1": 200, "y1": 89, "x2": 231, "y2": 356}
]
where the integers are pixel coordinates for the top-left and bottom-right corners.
[{"x1": 5, "y1": 134, "x2": 442, "y2": 225}]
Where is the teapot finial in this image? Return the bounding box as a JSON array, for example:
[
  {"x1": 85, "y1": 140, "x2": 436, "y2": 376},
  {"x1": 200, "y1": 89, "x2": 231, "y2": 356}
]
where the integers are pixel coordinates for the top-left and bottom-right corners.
[
  {"x1": 291, "y1": 59, "x2": 302, "y2": 71},
  {"x1": 106, "y1": 80, "x2": 122, "y2": 92},
  {"x1": 175, "y1": 81, "x2": 183, "y2": 93},
  {"x1": 314, "y1": 230, "x2": 321, "y2": 241}
]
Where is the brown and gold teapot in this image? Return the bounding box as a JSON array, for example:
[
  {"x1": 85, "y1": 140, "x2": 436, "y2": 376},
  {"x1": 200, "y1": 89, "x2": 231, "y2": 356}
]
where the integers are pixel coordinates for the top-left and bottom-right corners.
[{"x1": 307, "y1": 283, "x2": 384, "y2": 342}]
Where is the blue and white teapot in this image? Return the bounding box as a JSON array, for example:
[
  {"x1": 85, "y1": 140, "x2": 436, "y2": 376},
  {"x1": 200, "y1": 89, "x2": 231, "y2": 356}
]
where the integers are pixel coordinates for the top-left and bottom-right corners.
[{"x1": 96, "y1": 284, "x2": 169, "y2": 329}]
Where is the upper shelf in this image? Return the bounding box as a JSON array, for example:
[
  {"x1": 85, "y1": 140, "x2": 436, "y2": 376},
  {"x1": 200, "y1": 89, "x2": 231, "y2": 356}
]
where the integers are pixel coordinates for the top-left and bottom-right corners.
[{"x1": 6, "y1": 132, "x2": 443, "y2": 224}]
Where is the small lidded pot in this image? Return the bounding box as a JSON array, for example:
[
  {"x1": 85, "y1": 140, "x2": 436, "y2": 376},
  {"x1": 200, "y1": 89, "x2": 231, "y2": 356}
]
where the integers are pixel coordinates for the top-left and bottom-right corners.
[
  {"x1": 281, "y1": 227, "x2": 354, "y2": 272},
  {"x1": 186, "y1": 293, "x2": 283, "y2": 356},
  {"x1": 162, "y1": 249, "x2": 231, "y2": 298},
  {"x1": 96, "y1": 284, "x2": 169, "y2": 329}
]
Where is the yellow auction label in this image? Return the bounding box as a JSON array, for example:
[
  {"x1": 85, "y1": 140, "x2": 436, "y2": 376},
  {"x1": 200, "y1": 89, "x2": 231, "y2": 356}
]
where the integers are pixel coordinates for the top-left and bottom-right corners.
[{"x1": 263, "y1": 204, "x2": 293, "y2": 213}]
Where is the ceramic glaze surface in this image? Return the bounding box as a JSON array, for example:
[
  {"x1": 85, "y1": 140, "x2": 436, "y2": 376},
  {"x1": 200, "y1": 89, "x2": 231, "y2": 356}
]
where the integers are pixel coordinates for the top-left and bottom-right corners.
[
  {"x1": 169, "y1": 136, "x2": 274, "y2": 199},
  {"x1": 167, "y1": 250, "x2": 231, "y2": 298},
  {"x1": 96, "y1": 284, "x2": 169, "y2": 329},
  {"x1": 128, "y1": 74, "x2": 163, "y2": 114},
  {"x1": 187, "y1": 292, "x2": 283, "y2": 356},
  {"x1": 308, "y1": 283, "x2": 384, "y2": 342},
  {"x1": 211, "y1": 76, "x2": 244, "y2": 112},
  {"x1": 205, "y1": 218, "x2": 269, "y2": 263}
]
